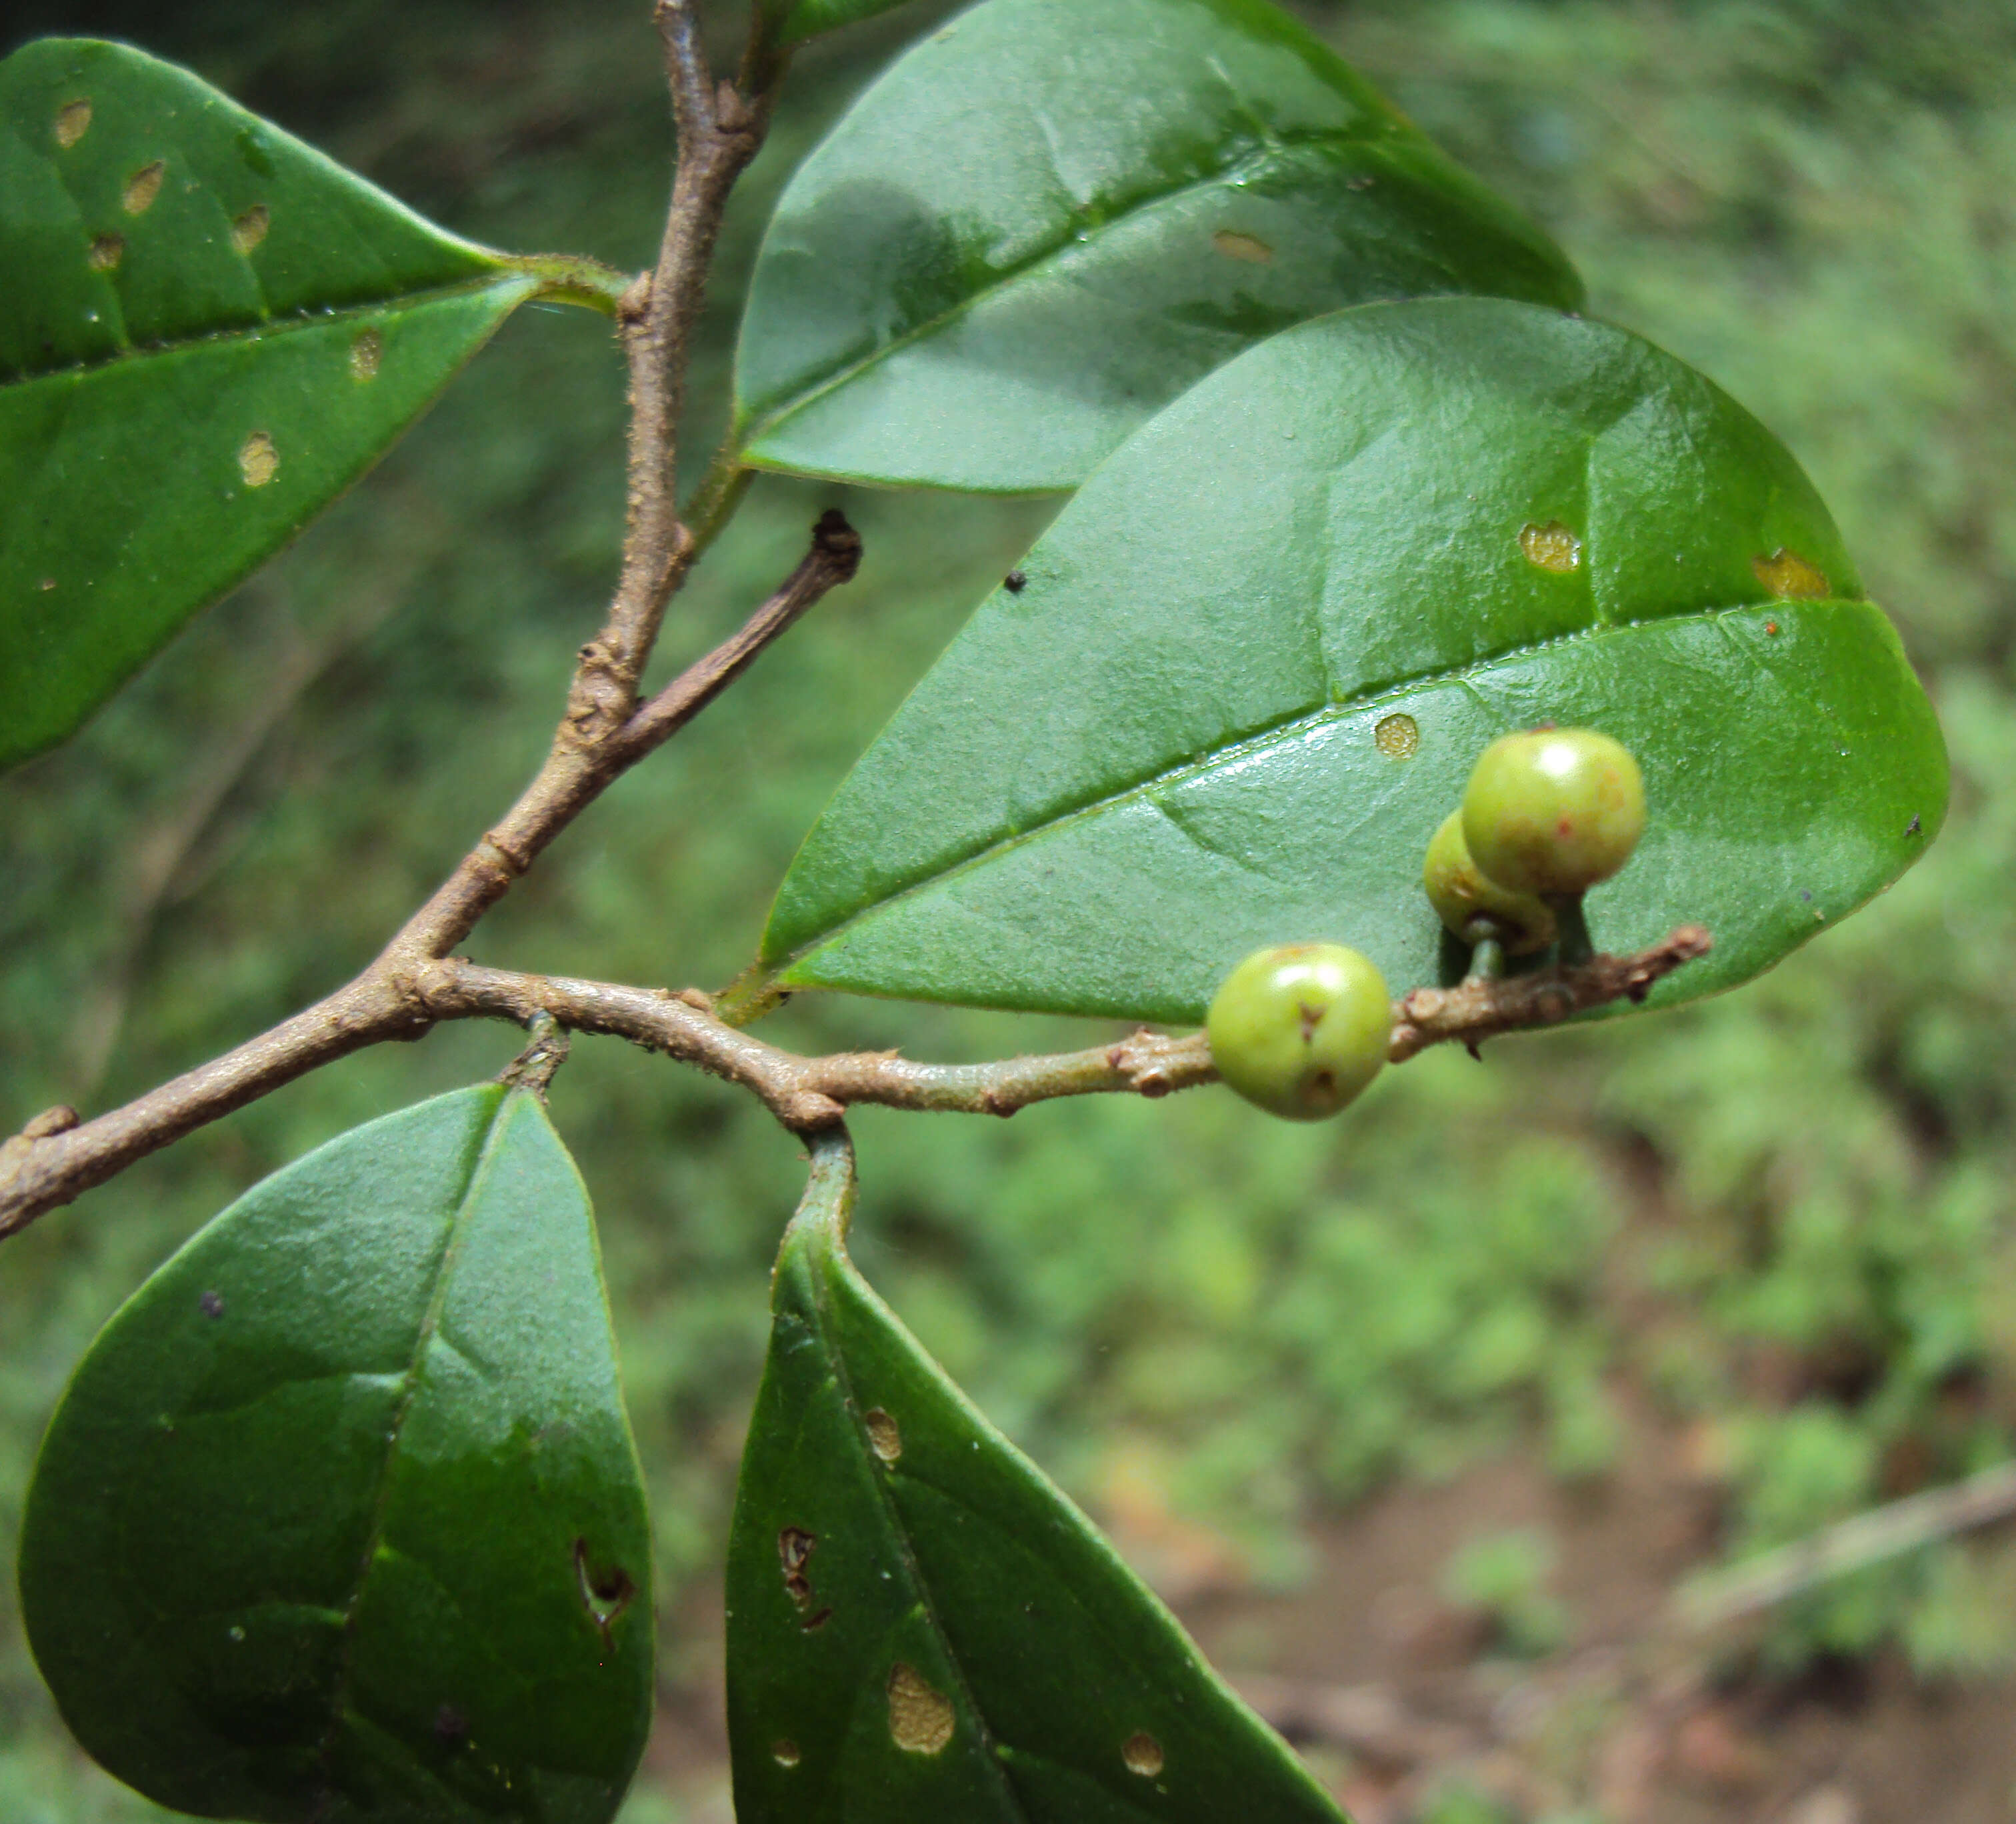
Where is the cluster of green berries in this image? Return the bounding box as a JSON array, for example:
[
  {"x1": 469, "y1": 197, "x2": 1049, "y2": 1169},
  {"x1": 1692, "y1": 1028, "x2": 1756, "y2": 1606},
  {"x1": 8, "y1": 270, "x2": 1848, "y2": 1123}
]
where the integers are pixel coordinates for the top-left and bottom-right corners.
[
  {"x1": 1205, "y1": 727, "x2": 1645, "y2": 1122},
  {"x1": 1427, "y1": 726, "x2": 1645, "y2": 947}
]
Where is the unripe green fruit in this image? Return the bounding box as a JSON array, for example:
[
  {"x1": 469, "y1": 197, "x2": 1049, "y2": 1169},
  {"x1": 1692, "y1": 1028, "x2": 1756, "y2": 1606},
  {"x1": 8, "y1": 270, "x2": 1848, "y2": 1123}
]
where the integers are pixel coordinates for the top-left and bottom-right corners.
[
  {"x1": 1461, "y1": 727, "x2": 1646, "y2": 897},
  {"x1": 1206, "y1": 943, "x2": 1391, "y2": 1121},
  {"x1": 1422, "y1": 811, "x2": 1557, "y2": 955}
]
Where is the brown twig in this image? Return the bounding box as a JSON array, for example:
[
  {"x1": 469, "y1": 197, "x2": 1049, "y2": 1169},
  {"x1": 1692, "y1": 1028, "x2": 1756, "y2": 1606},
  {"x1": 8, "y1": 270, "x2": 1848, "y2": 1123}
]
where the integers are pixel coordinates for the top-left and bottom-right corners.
[
  {"x1": 0, "y1": 4, "x2": 807, "y2": 1243},
  {"x1": 0, "y1": 0, "x2": 1717, "y2": 1252},
  {"x1": 1388, "y1": 924, "x2": 1712, "y2": 1062},
  {"x1": 0, "y1": 513, "x2": 857, "y2": 1243},
  {"x1": 587, "y1": 1, "x2": 777, "y2": 726},
  {"x1": 0, "y1": 927, "x2": 1713, "y2": 1239}
]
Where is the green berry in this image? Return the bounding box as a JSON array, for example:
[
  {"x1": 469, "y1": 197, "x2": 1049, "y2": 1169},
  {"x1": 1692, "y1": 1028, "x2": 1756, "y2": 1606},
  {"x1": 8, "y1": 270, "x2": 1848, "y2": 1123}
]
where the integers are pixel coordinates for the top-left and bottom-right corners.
[
  {"x1": 1422, "y1": 811, "x2": 1558, "y2": 956},
  {"x1": 1461, "y1": 727, "x2": 1646, "y2": 897},
  {"x1": 1206, "y1": 943, "x2": 1391, "y2": 1121}
]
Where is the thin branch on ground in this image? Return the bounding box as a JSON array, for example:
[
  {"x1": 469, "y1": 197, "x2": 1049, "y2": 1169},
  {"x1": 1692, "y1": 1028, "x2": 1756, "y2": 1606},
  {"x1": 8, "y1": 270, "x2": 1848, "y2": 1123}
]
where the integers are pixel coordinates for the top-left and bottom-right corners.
[
  {"x1": 0, "y1": 926, "x2": 1713, "y2": 1240},
  {"x1": 1672, "y1": 1458, "x2": 2016, "y2": 1633}
]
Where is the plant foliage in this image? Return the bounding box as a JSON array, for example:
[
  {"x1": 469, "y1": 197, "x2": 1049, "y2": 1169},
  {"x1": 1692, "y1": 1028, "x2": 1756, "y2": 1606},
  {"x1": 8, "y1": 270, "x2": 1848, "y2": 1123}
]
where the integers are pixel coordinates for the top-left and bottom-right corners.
[
  {"x1": 17, "y1": 1086, "x2": 653, "y2": 1823},
  {"x1": 757, "y1": 300, "x2": 1945, "y2": 1019},
  {"x1": 735, "y1": 0, "x2": 1585, "y2": 492}
]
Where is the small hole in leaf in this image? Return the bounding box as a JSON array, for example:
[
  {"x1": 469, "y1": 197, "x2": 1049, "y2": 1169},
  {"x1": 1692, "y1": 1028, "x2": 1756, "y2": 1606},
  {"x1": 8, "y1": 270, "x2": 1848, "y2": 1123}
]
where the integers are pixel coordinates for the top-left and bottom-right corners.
[
  {"x1": 55, "y1": 99, "x2": 91, "y2": 147},
  {"x1": 122, "y1": 160, "x2": 165, "y2": 215},
  {"x1": 887, "y1": 1663, "x2": 955, "y2": 1755},
  {"x1": 1123, "y1": 1731, "x2": 1165, "y2": 1777},
  {"x1": 773, "y1": 1739, "x2": 801, "y2": 1768},
  {"x1": 1519, "y1": 520, "x2": 1582, "y2": 573},
  {"x1": 87, "y1": 233, "x2": 124, "y2": 272},
  {"x1": 573, "y1": 1537, "x2": 636, "y2": 1639},
  {"x1": 350, "y1": 329, "x2": 383, "y2": 381},
  {"x1": 779, "y1": 1526, "x2": 817, "y2": 1610},
  {"x1": 1374, "y1": 713, "x2": 1419, "y2": 759},
  {"x1": 1212, "y1": 229, "x2": 1273, "y2": 264},
  {"x1": 200, "y1": 1290, "x2": 225, "y2": 1319},
  {"x1": 231, "y1": 205, "x2": 270, "y2": 254},
  {"x1": 1753, "y1": 547, "x2": 1829, "y2": 599},
  {"x1": 238, "y1": 431, "x2": 279, "y2": 488},
  {"x1": 864, "y1": 1408, "x2": 902, "y2": 1463}
]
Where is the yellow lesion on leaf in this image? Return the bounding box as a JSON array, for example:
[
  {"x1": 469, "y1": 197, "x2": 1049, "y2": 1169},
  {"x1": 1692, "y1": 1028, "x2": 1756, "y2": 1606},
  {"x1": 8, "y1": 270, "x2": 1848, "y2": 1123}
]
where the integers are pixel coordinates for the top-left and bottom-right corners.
[
  {"x1": 1752, "y1": 547, "x2": 1829, "y2": 599},
  {"x1": 1374, "y1": 713, "x2": 1419, "y2": 759},
  {"x1": 350, "y1": 329, "x2": 383, "y2": 381},
  {"x1": 54, "y1": 99, "x2": 91, "y2": 147},
  {"x1": 1519, "y1": 520, "x2": 1583, "y2": 573},
  {"x1": 231, "y1": 205, "x2": 270, "y2": 255},
  {"x1": 87, "y1": 233, "x2": 124, "y2": 272},
  {"x1": 1123, "y1": 1731, "x2": 1165, "y2": 1777},
  {"x1": 122, "y1": 161, "x2": 165, "y2": 215},
  {"x1": 238, "y1": 431, "x2": 279, "y2": 488},
  {"x1": 887, "y1": 1663, "x2": 955, "y2": 1755},
  {"x1": 1212, "y1": 229, "x2": 1273, "y2": 265},
  {"x1": 863, "y1": 1407, "x2": 902, "y2": 1463}
]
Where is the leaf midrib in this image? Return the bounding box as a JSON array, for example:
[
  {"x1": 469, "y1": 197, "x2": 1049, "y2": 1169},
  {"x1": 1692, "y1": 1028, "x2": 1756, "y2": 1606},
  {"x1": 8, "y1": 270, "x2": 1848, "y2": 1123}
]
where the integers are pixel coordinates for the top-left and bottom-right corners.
[
  {"x1": 735, "y1": 125, "x2": 1390, "y2": 451},
  {"x1": 797, "y1": 1217, "x2": 1033, "y2": 1824},
  {"x1": 774, "y1": 597, "x2": 1835, "y2": 973},
  {"x1": 1, "y1": 271, "x2": 528, "y2": 393},
  {"x1": 315, "y1": 1088, "x2": 516, "y2": 1774}
]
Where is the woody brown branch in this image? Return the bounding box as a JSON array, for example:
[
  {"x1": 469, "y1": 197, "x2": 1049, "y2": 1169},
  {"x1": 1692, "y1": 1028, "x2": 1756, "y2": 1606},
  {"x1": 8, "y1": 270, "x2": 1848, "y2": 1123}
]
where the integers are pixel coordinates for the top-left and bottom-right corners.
[
  {"x1": 0, "y1": 515, "x2": 858, "y2": 1244},
  {"x1": 0, "y1": 926, "x2": 1713, "y2": 1239},
  {"x1": 1388, "y1": 923, "x2": 1712, "y2": 1061},
  {"x1": 0, "y1": 3, "x2": 809, "y2": 1245}
]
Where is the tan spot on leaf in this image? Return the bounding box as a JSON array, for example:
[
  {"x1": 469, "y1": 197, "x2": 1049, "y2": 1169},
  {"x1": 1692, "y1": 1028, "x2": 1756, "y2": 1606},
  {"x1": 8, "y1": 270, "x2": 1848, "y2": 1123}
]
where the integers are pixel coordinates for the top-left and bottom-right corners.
[
  {"x1": 1212, "y1": 229, "x2": 1273, "y2": 264},
  {"x1": 1752, "y1": 547, "x2": 1829, "y2": 599},
  {"x1": 773, "y1": 1739, "x2": 801, "y2": 1769},
  {"x1": 87, "y1": 233, "x2": 124, "y2": 272},
  {"x1": 54, "y1": 99, "x2": 91, "y2": 147},
  {"x1": 864, "y1": 1407, "x2": 902, "y2": 1463},
  {"x1": 1374, "y1": 713, "x2": 1419, "y2": 759},
  {"x1": 1520, "y1": 520, "x2": 1583, "y2": 573},
  {"x1": 349, "y1": 328, "x2": 383, "y2": 381},
  {"x1": 887, "y1": 1663, "x2": 955, "y2": 1755},
  {"x1": 1123, "y1": 1731, "x2": 1165, "y2": 1777},
  {"x1": 122, "y1": 160, "x2": 165, "y2": 215},
  {"x1": 231, "y1": 205, "x2": 270, "y2": 254},
  {"x1": 238, "y1": 431, "x2": 279, "y2": 488}
]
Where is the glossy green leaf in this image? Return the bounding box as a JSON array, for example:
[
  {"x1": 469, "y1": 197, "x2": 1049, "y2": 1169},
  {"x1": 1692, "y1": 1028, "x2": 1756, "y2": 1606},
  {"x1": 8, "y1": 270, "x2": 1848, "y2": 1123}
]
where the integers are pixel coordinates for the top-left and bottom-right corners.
[
  {"x1": 727, "y1": 1131, "x2": 1346, "y2": 1823},
  {"x1": 0, "y1": 39, "x2": 547, "y2": 773},
  {"x1": 761, "y1": 0, "x2": 920, "y2": 49},
  {"x1": 17, "y1": 1085, "x2": 654, "y2": 1823},
  {"x1": 733, "y1": 0, "x2": 1585, "y2": 493},
  {"x1": 755, "y1": 298, "x2": 1948, "y2": 1023}
]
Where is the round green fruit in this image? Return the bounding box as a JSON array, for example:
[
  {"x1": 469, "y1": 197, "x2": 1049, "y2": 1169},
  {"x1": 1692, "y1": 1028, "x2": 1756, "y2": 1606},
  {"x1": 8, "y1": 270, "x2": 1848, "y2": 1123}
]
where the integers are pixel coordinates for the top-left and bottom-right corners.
[
  {"x1": 1461, "y1": 727, "x2": 1646, "y2": 897},
  {"x1": 1206, "y1": 943, "x2": 1391, "y2": 1121},
  {"x1": 1422, "y1": 810, "x2": 1557, "y2": 955}
]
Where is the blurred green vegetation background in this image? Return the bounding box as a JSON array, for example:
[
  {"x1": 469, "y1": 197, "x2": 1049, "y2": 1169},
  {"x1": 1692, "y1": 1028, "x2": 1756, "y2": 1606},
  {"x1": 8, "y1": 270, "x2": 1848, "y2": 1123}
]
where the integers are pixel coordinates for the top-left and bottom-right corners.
[{"x1": 3, "y1": 0, "x2": 2013, "y2": 1817}]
